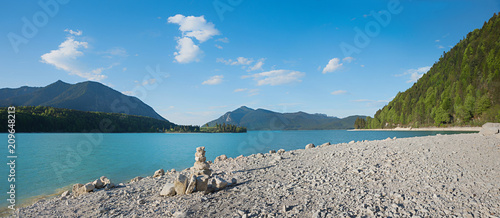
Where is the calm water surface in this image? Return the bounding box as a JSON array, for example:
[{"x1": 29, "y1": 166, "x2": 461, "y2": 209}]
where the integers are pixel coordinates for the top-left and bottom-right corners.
[{"x1": 0, "y1": 130, "x2": 475, "y2": 207}]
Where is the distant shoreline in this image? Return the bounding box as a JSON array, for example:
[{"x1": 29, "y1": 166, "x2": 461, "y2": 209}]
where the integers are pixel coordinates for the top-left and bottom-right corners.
[{"x1": 350, "y1": 127, "x2": 481, "y2": 132}]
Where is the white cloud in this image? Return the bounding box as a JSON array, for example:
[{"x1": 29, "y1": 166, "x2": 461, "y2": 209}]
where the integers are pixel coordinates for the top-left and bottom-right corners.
[
  {"x1": 352, "y1": 99, "x2": 391, "y2": 107},
  {"x1": 217, "y1": 57, "x2": 256, "y2": 66},
  {"x1": 247, "y1": 89, "x2": 260, "y2": 96},
  {"x1": 361, "y1": 65, "x2": 365, "y2": 67},
  {"x1": 395, "y1": 66, "x2": 431, "y2": 83},
  {"x1": 243, "y1": 69, "x2": 305, "y2": 86},
  {"x1": 167, "y1": 14, "x2": 220, "y2": 43},
  {"x1": 41, "y1": 31, "x2": 109, "y2": 81},
  {"x1": 234, "y1": 88, "x2": 259, "y2": 96},
  {"x1": 216, "y1": 58, "x2": 230, "y2": 65},
  {"x1": 435, "y1": 39, "x2": 440, "y2": 42},
  {"x1": 232, "y1": 57, "x2": 253, "y2": 65},
  {"x1": 41, "y1": 37, "x2": 88, "y2": 72},
  {"x1": 331, "y1": 90, "x2": 347, "y2": 95},
  {"x1": 168, "y1": 14, "x2": 219, "y2": 64},
  {"x1": 173, "y1": 37, "x2": 202, "y2": 63},
  {"x1": 202, "y1": 75, "x2": 224, "y2": 85},
  {"x1": 322, "y1": 58, "x2": 343, "y2": 74},
  {"x1": 234, "y1": 88, "x2": 247, "y2": 92},
  {"x1": 215, "y1": 44, "x2": 223, "y2": 49},
  {"x1": 103, "y1": 47, "x2": 127, "y2": 57},
  {"x1": 248, "y1": 59, "x2": 265, "y2": 71},
  {"x1": 64, "y1": 29, "x2": 82, "y2": 36},
  {"x1": 342, "y1": 57, "x2": 354, "y2": 63},
  {"x1": 437, "y1": 45, "x2": 444, "y2": 49},
  {"x1": 216, "y1": 37, "x2": 229, "y2": 43},
  {"x1": 142, "y1": 78, "x2": 157, "y2": 86}
]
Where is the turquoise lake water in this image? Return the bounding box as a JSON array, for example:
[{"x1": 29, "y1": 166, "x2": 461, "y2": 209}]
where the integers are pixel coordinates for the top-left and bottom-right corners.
[{"x1": 0, "y1": 130, "x2": 475, "y2": 208}]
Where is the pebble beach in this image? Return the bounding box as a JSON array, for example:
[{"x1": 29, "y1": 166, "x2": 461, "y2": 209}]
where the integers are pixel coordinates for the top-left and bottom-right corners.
[{"x1": 13, "y1": 131, "x2": 500, "y2": 217}]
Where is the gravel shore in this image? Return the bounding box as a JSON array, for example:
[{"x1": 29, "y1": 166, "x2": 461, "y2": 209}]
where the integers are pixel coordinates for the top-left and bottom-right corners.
[
  {"x1": 350, "y1": 127, "x2": 481, "y2": 131},
  {"x1": 14, "y1": 133, "x2": 500, "y2": 217}
]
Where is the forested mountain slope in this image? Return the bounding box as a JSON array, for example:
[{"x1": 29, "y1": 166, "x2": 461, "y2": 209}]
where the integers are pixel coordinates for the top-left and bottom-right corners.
[{"x1": 364, "y1": 13, "x2": 500, "y2": 128}]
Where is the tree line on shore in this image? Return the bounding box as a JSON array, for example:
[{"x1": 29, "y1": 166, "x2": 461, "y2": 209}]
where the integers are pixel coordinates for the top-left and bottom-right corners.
[{"x1": 0, "y1": 106, "x2": 246, "y2": 133}]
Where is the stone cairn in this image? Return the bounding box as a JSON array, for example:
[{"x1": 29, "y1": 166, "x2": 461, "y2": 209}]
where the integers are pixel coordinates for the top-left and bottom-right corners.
[
  {"x1": 193, "y1": 147, "x2": 212, "y2": 176},
  {"x1": 160, "y1": 146, "x2": 233, "y2": 197}
]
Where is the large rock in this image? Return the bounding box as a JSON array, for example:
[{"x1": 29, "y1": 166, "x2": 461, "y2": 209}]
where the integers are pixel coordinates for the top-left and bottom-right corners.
[
  {"x1": 61, "y1": 190, "x2": 70, "y2": 198},
  {"x1": 160, "y1": 183, "x2": 176, "y2": 196},
  {"x1": 104, "y1": 183, "x2": 115, "y2": 191},
  {"x1": 214, "y1": 154, "x2": 227, "y2": 162},
  {"x1": 320, "y1": 142, "x2": 331, "y2": 147},
  {"x1": 130, "y1": 176, "x2": 143, "y2": 183},
  {"x1": 100, "y1": 176, "x2": 111, "y2": 185},
  {"x1": 305, "y1": 143, "x2": 315, "y2": 149},
  {"x1": 196, "y1": 175, "x2": 210, "y2": 192},
  {"x1": 153, "y1": 169, "x2": 165, "y2": 178},
  {"x1": 72, "y1": 184, "x2": 83, "y2": 196},
  {"x1": 479, "y1": 123, "x2": 500, "y2": 136},
  {"x1": 185, "y1": 175, "x2": 197, "y2": 194},
  {"x1": 81, "y1": 183, "x2": 95, "y2": 193},
  {"x1": 212, "y1": 176, "x2": 228, "y2": 189},
  {"x1": 92, "y1": 178, "x2": 104, "y2": 189},
  {"x1": 174, "y1": 174, "x2": 188, "y2": 195},
  {"x1": 277, "y1": 149, "x2": 285, "y2": 155}
]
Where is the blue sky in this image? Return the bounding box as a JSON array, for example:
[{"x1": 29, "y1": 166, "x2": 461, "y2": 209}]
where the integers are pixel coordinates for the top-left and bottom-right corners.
[{"x1": 1, "y1": 0, "x2": 499, "y2": 125}]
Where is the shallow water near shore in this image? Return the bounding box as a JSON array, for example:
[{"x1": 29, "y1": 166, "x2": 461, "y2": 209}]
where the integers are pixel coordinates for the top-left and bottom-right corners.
[{"x1": 0, "y1": 130, "x2": 475, "y2": 209}]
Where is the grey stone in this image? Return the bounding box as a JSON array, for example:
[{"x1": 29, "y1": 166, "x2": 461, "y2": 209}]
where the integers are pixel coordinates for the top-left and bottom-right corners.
[
  {"x1": 185, "y1": 175, "x2": 197, "y2": 194},
  {"x1": 160, "y1": 183, "x2": 176, "y2": 196},
  {"x1": 174, "y1": 174, "x2": 188, "y2": 195},
  {"x1": 212, "y1": 176, "x2": 228, "y2": 189},
  {"x1": 320, "y1": 142, "x2": 331, "y2": 147},
  {"x1": 130, "y1": 176, "x2": 143, "y2": 183},
  {"x1": 80, "y1": 183, "x2": 94, "y2": 193},
  {"x1": 479, "y1": 123, "x2": 500, "y2": 136},
  {"x1": 196, "y1": 175, "x2": 210, "y2": 192},
  {"x1": 214, "y1": 154, "x2": 228, "y2": 162},
  {"x1": 153, "y1": 169, "x2": 165, "y2": 178},
  {"x1": 61, "y1": 191, "x2": 70, "y2": 198},
  {"x1": 92, "y1": 178, "x2": 104, "y2": 189},
  {"x1": 100, "y1": 176, "x2": 111, "y2": 185}
]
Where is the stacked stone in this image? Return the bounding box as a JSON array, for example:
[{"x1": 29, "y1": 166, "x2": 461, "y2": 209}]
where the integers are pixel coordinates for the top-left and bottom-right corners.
[
  {"x1": 192, "y1": 146, "x2": 211, "y2": 193},
  {"x1": 193, "y1": 147, "x2": 212, "y2": 176}
]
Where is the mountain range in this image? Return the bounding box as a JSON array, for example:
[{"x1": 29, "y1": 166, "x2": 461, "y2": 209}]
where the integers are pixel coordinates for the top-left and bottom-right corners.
[
  {"x1": 0, "y1": 81, "x2": 365, "y2": 130},
  {"x1": 0, "y1": 80, "x2": 166, "y2": 121},
  {"x1": 205, "y1": 106, "x2": 365, "y2": 130}
]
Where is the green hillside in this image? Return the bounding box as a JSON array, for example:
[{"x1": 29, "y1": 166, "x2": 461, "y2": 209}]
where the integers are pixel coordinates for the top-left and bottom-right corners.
[{"x1": 362, "y1": 13, "x2": 500, "y2": 129}]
